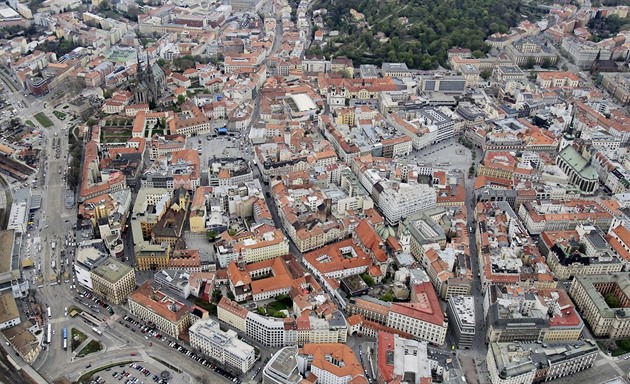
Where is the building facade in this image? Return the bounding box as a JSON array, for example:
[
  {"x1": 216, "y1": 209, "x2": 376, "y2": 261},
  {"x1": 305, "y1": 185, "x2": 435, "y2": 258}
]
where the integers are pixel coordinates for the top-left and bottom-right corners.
[
  {"x1": 189, "y1": 318, "x2": 256, "y2": 373},
  {"x1": 128, "y1": 281, "x2": 191, "y2": 338},
  {"x1": 569, "y1": 273, "x2": 630, "y2": 338},
  {"x1": 90, "y1": 258, "x2": 136, "y2": 304},
  {"x1": 447, "y1": 296, "x2": 475, "y2": 349}
]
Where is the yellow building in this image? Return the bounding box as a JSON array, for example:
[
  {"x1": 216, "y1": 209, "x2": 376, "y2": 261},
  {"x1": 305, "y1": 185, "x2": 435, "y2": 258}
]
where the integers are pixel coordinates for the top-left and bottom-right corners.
[
  {"x1": 217, "y1": 296, "x2": 248, "y2": 332},
  {"x1": 335, "y1": 107, "x2": 355, "y2": 126},
  {"x1": 135, "y1": 243, "x2": 171, "y2": 271}
]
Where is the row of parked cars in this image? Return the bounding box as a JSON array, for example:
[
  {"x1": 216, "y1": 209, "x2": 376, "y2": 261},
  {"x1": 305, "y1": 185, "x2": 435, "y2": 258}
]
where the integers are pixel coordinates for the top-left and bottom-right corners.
[
  {"x1": 122, "y1": 313, "x2": 242, "y2": 383},
  {"x1": 167, "y1": 341, "x2": 241, "y2": 383},
  {"x1": 121, "y1": 316, "x2": 163, "y2": 339}
]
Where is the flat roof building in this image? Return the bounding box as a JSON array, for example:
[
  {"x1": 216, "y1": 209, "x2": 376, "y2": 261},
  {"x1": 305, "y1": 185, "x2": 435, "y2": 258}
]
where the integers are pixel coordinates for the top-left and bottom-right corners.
[
  {"x1": 487, "y1": 340, "x2": 597, "y2": 384},
  {"x1": 376, "y1": 332, "x2": 432, "y2": 384},
  {"x1": 154, "y1": 269, "x2": 191, "y2": 299},
  {"x1": 447, "y1": 296, "x2": 475, "y2": 349},
  {"x1": 569, "y1": 273, "x2": 630, "y2": 338},
  {"x1": 189, "y1": 318, "x2": 256, "y2": 373},
  {"x1": 90, "y1": 257, "x2": 136, "y2": 304},
  {"x1": 263, "y1": 345, "x2": 301, "y2": 384},
  {"x1": 0, "y1": 230, "x2": 19, "y2": 285},
  {"x1": 0, "y1": 292, "x2": 20, "y2": 330}
]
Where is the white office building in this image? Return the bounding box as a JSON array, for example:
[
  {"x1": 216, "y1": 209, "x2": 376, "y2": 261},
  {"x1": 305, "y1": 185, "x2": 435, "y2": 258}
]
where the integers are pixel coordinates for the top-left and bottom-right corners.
[
  {"x1": 246, "y1": 312, "x2": 297, "y2": 347},
  {"x1": 262, "y1": 345, "x2": 302, "y2": 384},
  {"x1": 446, "y1": 296, "x2": 475, "y2": 349},
  {"x1": 189, "y1": 319, "x2": 256, "y2": 373},
  {"x1": 377, "y1": 181, "x2": 437, "y2": 225}
]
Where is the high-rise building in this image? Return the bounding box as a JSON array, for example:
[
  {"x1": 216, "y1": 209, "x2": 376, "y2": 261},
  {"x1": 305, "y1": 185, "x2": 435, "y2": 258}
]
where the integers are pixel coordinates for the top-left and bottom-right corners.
[{"x1": 447, "y1": 296, "x2": 475, "y2": 349}]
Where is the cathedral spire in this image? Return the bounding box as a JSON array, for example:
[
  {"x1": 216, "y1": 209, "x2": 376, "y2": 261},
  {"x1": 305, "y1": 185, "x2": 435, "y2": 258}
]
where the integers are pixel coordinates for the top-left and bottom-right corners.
[{"x1": 136, "y1": 49, "x2": 143, "y2": 81}]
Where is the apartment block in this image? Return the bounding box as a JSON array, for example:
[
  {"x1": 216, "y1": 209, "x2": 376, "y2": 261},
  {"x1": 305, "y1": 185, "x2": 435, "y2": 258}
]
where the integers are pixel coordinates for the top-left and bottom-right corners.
[
  {"x1": 601, "y1": 72, "x2": 630, "y2": 105},
  {"x1": 447, "y1": 296, "x2": 475, "y2": 349},
  {"x1": 386, "y1": 282, "x2": 448, "y2": 345},
  {"x1": 569, "y1": 273, "x2": 630, "y2": 338},
  {"x1": 189, "y1": 318, "x2": 256, "y2": 373},
  {"x1": 217, "y1": 296, "x2": 248, "y2": 332},
  {"x1": 128, "y1": 281, "x2": 191, "y2": 338},
  {"x1": 487, "y1": 341, "x2": 597, "y2": 384},
  {"x1": 300, "y1": 344, "x2": 368, "y2": 384},
  {"x1": 518, "y1": 200, "x2": 613, "y2": 235},
  {"x1": 215, "y1": 224, "x2": 289, "y2": 267},
  {"x1": 540, "y1": 226, "x2": 623, "y2": 280},
  {"x1": 560, "y1": 37, "x2": 612, "y2": 69}
]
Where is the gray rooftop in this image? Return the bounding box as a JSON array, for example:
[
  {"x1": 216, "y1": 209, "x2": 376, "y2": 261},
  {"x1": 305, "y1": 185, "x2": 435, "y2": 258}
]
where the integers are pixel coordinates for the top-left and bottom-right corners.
[{"x1": 573, "y1": 273, "x2": 630, "y2": 319}]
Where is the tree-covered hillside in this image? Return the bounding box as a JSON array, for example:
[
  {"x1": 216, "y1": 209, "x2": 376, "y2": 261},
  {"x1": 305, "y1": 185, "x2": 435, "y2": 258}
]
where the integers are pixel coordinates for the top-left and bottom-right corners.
[{"x1": 308, "y1": 0, "x2": 539, "y2": 69}]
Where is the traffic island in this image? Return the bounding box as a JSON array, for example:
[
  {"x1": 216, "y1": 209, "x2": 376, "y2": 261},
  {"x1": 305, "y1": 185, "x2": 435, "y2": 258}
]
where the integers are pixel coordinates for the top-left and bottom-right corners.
[
  {"x1": 78, "y1": 340, "x2": 102, "y2": 357},
  {"x1": 71, "y1": 328, "x2": 87, "y2": 352}
]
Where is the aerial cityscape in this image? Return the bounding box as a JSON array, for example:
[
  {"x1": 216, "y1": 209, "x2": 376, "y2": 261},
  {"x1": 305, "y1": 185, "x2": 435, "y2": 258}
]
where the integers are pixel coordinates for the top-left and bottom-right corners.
[{"x1": 1, "y1": 0, "x2": 630, "y2": 383}]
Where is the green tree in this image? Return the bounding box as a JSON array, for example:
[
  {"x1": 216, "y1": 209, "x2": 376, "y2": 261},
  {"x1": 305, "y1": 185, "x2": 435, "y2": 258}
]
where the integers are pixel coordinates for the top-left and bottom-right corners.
[
  {"x1": 472, "y1": 50, "x2": 485, "y2": 59},
  {"x1": 480, "y1": 68, "x2": 492, "y2": 80},
  {"x1": 523, "y1": 57, "x2": 536, "y2": 69},
  {"x1": 541, "y1": 57, "x2": 552, "y2": 69},
  {"x1": 177, "y1": 94, "x2": 185, "y2": 105},
  {"x1": 468, "y1": 164, "x2": 476, "y2": 178},
  {"x1": 257, "y1": 307, "x2": 266, "y2": 315},
  {"x1": 380, "y1": 292, "x2": 394, "y2": 302},
  {"x1": 207, "y1": 230, "x2": 217, "y2": 241},
  {"x1": 360, "y1": 273, "x2": 375, "y2": 287},
  {"x1": 99, "y1": 0, "x2": 111, "y2": 11},
  {"x1": 605, "y1": 293, "x2": 620, "y2": 308}
]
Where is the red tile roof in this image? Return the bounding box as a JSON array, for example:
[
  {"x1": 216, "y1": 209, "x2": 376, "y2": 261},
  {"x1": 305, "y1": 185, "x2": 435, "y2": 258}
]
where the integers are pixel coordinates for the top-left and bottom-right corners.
[{"x1": 392, "y1": 282, "x2": 444, "y2": 326}]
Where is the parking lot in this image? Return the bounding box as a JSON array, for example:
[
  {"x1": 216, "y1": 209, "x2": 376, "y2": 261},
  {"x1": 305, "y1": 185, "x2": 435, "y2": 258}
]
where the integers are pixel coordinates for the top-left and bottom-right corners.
[
  {"x1": 85, "y1": 360, "x2": 180, "y2": 384},
  {"x1": 120, "y1": 314, "x2": 243, "y2": 383}
]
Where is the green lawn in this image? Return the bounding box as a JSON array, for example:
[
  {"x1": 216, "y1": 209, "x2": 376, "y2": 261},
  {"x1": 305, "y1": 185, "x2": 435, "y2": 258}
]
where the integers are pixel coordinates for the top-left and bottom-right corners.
[
  {"x1": 34, "y1": 112, "x2": 54, "y2": 128},
  {"x1": 52, "y1": 110, "x2": 66, "y2": 120},
  {"x1": 71, "y1": 328, "x2": 87, "y2": 352},
  {"x1": 266, "y1": 295, "x2": 293, "y2": 313},
  {"x1": 24, "y1": 120, "x2": 34, "y2": 127},
  {"x1": 78, "y1": 340, "x2": 102, "y2": 356}
]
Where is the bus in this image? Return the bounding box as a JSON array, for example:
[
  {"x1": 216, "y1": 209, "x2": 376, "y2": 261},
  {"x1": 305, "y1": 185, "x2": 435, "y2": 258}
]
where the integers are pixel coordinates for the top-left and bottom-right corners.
[
  {"x1": 62, "y1": 328, "x2": 67, "y2": 351},
  {"x1": 92, "y1": 327, "x2": 102, "y2": 336},
  {"x1": 47, "y1": 307, "x2": 51, "y2": 319},
  {"x1": 46, "y1": 324, "x2": 51, "y2": 344}
]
